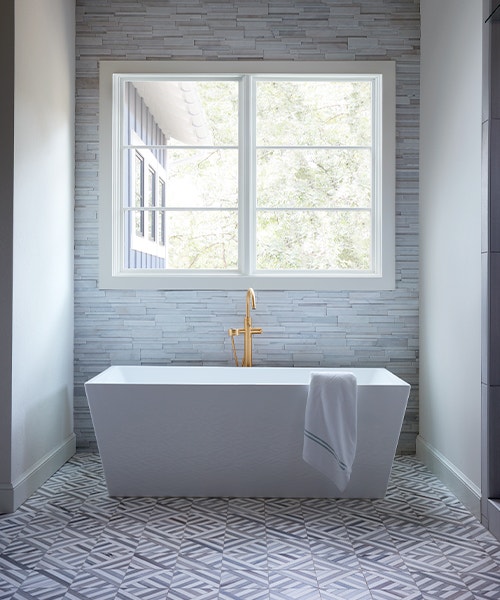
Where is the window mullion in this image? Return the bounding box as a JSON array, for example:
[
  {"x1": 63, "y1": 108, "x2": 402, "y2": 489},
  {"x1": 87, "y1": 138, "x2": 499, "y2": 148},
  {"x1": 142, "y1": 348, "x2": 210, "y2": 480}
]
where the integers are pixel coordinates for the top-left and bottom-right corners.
[{"x1": 239, "y1": 75, "x2": 256, "y2": 276}]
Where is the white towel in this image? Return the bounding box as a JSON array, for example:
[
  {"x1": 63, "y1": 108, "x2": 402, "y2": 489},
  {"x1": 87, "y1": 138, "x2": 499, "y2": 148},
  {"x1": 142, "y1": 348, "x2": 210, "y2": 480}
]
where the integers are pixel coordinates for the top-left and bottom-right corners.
[{"x1": 303, "y1": 371, "x2": 358, "y2": 491}]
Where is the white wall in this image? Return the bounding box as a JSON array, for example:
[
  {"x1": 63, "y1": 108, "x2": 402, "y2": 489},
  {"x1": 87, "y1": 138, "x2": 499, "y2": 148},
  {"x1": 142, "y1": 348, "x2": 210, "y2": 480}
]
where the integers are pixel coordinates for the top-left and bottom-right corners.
[
  {"x1": 0, "y1": 2, "x2": 15, "y2": 490},
  {"x1": 1, "y1": 0, "x2": 76, "y2": 511},
  {"x1": 419, "y1": 0, "x2": 483, "y2": 514}
]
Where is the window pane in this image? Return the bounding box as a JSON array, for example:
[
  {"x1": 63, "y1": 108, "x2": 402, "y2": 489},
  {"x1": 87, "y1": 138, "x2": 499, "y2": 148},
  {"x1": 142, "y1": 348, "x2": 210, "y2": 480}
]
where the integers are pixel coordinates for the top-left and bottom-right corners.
[
  {"x1": 166, "y1": 148, "x2": 238, "y2": 208},
  {"x1": 158, "y1": 179, "x2": 166, "y2": 246},
  {"x1": 124, "y1": 148, "x2": 238, "y2": 209},
  {"x1": 194, "y1": 80, "x2": 239, "y2": 146},
  {"x1": 256, "y1": 210, "x2": 371, "y2": 271},
  {"x1": 147, "y1": 167, "x2": 156, "y2": 241},
  {"x1": 256, "y1": 80, "x2": 372, "y2": 147},
  {"x1": 128, "y1": 80, "x2": 238, "y2": 147},
  {"x1": 134, "y1": 153, "x2": 144, "y2": 236},
  {"x1": 126, "y1": 210, "x2": 166, "y2": 266},
  {"x1": 165, "y1": 210, "x2": 238, "y2": 269},
  {"x1": 257, "y1": 148, "x2": 371, "y2": 209},
  {"x1": 125, "y1": 209, "x2": 238, "y2": 269}
]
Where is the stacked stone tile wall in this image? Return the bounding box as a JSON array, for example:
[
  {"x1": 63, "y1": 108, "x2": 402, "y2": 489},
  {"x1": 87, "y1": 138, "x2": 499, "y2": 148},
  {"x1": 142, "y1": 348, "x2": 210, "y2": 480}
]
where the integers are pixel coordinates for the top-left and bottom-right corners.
[{"x1": 75, "y1": 0, "x2": 420, "y2": 453}]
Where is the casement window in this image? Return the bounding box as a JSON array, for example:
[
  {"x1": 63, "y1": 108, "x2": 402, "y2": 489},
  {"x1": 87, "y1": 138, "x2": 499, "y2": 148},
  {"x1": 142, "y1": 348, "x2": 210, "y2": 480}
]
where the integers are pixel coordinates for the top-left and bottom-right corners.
[{"x1": 99, "y1": 61, "x2": 395, "y2": 290}]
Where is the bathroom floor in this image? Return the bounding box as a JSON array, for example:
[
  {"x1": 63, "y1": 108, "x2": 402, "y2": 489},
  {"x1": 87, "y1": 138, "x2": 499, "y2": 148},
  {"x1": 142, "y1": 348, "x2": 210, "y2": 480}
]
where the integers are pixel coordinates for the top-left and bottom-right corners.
[{"x1": 1, "y1": 455, "x2": 500, "y2": 599}]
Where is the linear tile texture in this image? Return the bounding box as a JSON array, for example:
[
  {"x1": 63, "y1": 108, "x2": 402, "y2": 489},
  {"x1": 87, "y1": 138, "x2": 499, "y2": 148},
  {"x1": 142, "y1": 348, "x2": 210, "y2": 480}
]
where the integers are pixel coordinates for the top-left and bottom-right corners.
[
  {"x1": 1, "y1": 454, "x2": 499, "y2": 599},
  {"x1": 74, "y1": 0, "x2": 420, "y2": 452}
]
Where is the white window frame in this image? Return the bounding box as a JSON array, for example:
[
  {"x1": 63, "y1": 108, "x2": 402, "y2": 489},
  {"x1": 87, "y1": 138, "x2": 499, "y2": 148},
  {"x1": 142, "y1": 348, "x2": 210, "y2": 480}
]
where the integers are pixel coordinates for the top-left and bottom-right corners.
[{"x1": 99, "y1": 60, "x2": 396, "y2": 291}]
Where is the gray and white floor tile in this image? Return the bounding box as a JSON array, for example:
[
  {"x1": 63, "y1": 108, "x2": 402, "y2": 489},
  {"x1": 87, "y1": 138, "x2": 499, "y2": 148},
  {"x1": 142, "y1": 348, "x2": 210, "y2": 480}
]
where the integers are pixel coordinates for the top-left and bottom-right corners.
[{"x1": 1, "y1": 455, "x2": 500, "y2": 599}]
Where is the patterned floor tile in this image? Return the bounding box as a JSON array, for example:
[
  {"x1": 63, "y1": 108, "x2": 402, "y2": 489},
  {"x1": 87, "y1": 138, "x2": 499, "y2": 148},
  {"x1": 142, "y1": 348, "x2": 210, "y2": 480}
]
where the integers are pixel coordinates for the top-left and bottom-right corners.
[
  {"x1": 181, "y1": 533, "x2": 225, "y2": 554},
  {"x1": 227, "y1": 498, "x2": 266, "y2": 516},
  {"x1": 266, "y1": 540, "x2": 314, "y2": 571},
  {"x1": 21, "y1": 508, "x2": 73, "y2": 540},
  {"x1": 219, "y1": 588, "x2": 269, "y2": 599},
  {"x1": 267, "y1": 536, "x2": 310, "y2": 555},
  {"x1": 462, "y1": 572, "x2": 500, "y2": 599},
  {"x1": 175, "y1": 549, "x2": 223, "y2": 571},
  {"x1": 308, "y1": 533, "x2": 354, "y2": 557},
  {"x1": 143, "y1": 516, "x2": 187, "y2": 541},
  {"x1": 166, "y1": 589, "x2": 218, "y2": 600},
  {"x1": 169, "y1": 569, "x2": 220, "y2": 596},
  {"x1": 306, "y1": 523, "x2": 349, "y2": 544},
  {"x1": 265, "y1": 515, "x2": 308, "y2": 541},
  {"x1": 83, "y1": 536, "x2": 137, "y2": 571},
  {"x1": 79, "y1": 494, "x2": 121, "y2": 519},
  {"x1": 0, "y1": 535, "x2": 53, "y2": 570},
  {"x1": 350, "y1": 526, "x2": 399, "y2": 555},
  {"x1": 319, "y1": 589, "x2": 372, "y2": 600},
  {"x1": 268, "y1": 569, "x2": 318, "y2": 589},
  {"x1": 478, "y1": 538, "x2": 500, "y2": 568},
  {"x1": 2, "y1": 454, "x2": 500, "y2": 600},
  {"x1": 64, "y1": 512, "x2": 109, "y2": 538},
  {"x1": 65, "y1": 584, "x2": 120, "y2": 600},
  {"x1": 300, "y1": 498, "x2": 338, "y2": 514},
  {"x1": 363, "y1": 567, "x2": 420, "y2": 599},
  {"x1": 265, "y1": 499, "x2": 302, "y2": 514},
  {"x1": 220, "y1": 569, "x2": 269, "y2": 589},
  {"x1": 357, "y1": 552, "x2": 407, "y2": 572},
  {"x1": 222, "y1": 538, "x2": 268, "y2": 570},
  {"x1": 313, "y1": 552, "x2": 360, "y2": 573},
  {"x1": 222, "y1": 549, "x2": 268, "y2": 571},
  {"x1": 226, "y1": 514, "x2": 266, "y2": 538},
  {"x1": 116, "y1": 587, "x2": 169, "y2": 600},
  {"x1": 37, "y1": 531, "x2": 97, "y2": 570},
  {"x1": 183, "y1": 516, "x2": 226, "y2": 539},
  {"x1": 71, "y1": 568, "x2": 126, "y2": 588},
  {"x1": 122, "y1": 567, "x2": 173, "y2": 589},
  {"x1": 433, "y1": 534, "x2": 498, "y2": 573},
  {"x1": 386, "y1": 523, "x2": 433, "y2": 551},
  {"x1": 409, "y1": 569, "x2": 474, "y2": 599},
  {"x1": 269, "y1": 588, "x2": 321, "y2": 600},
  {"x1": 0, "y1": 583, "x2": 18, "y2": 600},
  {"x1": 191, "y1": 497, "x2": 228, "y2": 514},
  {"x1": 399, "y1": 539, "x2": 455, "y2": 572},
  {"x1": 315, "y1": 567, "x2": 363, "y2": 587},
  {"x1": 0, "y1": 568, "x2": 30, "y2": 589},
  {"x1": 19, "y1": 569, "x2": 76, "y2": 589},
  {"x1": 127, "y1": 538, "x2": 179, "y2": 570}
]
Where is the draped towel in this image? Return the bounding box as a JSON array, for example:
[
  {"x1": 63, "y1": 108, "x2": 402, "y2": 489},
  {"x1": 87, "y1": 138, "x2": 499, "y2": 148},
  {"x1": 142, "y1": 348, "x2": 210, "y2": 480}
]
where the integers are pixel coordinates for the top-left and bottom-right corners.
[{"x1": 303, "y1": 372, "x2": 358, "y2": 491}]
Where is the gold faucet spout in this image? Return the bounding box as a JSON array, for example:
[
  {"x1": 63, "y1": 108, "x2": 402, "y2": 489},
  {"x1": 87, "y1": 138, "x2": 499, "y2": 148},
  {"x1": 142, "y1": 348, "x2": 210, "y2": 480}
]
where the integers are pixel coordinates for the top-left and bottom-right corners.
[
  {"x1": 229, "y1": 288, "x2": 262, "y2": 367},
  {"x1": 246, "y1": 288, "x2": 256, "y2": 319}
]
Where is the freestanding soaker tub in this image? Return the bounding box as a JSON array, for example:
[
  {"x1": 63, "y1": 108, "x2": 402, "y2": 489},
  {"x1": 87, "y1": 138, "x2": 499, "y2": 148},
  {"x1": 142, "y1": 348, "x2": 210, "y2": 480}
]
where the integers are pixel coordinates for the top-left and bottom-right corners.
[{"x1": 84, "y1": 366, "x2": 410, "y2": 499}]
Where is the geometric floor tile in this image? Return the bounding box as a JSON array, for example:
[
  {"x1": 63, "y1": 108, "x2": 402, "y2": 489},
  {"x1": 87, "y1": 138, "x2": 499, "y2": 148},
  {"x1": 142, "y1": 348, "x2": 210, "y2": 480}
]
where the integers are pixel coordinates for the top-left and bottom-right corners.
[{"x1": 1, "y1": 454, "x2": 500, "y2": 600}]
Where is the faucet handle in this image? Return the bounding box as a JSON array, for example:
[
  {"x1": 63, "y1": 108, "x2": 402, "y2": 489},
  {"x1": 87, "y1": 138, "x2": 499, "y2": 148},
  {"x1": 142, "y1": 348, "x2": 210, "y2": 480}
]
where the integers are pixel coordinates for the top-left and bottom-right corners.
[{"x1": 228, "y1": 328, "x2": 240, "y2": 337}]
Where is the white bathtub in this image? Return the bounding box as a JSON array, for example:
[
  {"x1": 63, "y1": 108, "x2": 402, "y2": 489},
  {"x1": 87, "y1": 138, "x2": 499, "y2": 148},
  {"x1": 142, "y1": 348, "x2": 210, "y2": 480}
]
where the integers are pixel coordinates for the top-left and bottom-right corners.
[{"x1": 84, "y1": 366, "x2": 410, "y2": 498}]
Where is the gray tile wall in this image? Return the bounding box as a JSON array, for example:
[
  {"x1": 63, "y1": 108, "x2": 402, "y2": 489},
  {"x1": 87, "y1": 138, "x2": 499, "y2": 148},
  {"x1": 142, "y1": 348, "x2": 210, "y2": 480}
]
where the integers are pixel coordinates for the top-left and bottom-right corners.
[{"x1": 74, "y1": 0, "x2": 420, "y2": 453}]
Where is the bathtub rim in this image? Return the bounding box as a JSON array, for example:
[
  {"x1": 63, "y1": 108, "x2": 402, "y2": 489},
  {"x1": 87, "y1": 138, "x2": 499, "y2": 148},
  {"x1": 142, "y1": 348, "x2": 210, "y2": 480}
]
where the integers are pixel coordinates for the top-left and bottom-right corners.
[{"x1": 85, "y1": 365, "x2": 410, "y2": 388}]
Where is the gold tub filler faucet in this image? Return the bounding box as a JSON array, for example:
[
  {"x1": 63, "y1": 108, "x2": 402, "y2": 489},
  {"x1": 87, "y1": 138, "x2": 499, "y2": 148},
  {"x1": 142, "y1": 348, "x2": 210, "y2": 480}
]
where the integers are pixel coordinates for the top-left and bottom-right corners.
[{"x1": 229, "y1": 288, "x2": 263, "y2": 367}]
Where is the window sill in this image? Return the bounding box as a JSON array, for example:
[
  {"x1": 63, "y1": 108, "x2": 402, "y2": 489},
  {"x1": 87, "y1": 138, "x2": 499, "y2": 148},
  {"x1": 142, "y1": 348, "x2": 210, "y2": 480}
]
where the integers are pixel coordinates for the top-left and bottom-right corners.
[{"x1": 98, "y1": 270, "x2": 395, "y2": 291}]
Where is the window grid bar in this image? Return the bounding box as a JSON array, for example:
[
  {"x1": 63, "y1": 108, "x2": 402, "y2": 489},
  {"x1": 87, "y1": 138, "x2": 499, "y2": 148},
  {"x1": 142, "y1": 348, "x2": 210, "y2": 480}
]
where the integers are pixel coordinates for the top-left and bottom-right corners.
[
  {"x1": 122, "y1": 207, "x2": 238, "y2": 212},
  {"x1": 256, "y1": 207, "x2": 372, "y2": 212},
  {"x1": 247, "y1": 76, "x2": 257, "y2": 275},
  {"x1": 123, "y1": 144, "x2": 371, "y2": 151},
  {"x1": 122, "y1": 206, "x2": 369, "y2": 212},
  {"x1": 256, "y1": 145, "x2": 372, "y2": 151},
  {"x1": 123, "y1": 145, "x2": 239, "y2": 150}
]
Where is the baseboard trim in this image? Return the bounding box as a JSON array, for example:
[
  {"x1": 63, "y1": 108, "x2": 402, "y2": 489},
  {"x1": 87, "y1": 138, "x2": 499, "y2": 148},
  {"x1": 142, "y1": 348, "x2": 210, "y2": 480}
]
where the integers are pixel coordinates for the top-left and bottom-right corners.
[
  {"x1": 0, "y1": 434, "x2": 76, "y2": 514},
  {"x1": 416, "y1": 435, "x2": 481, "y2": 519}
]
